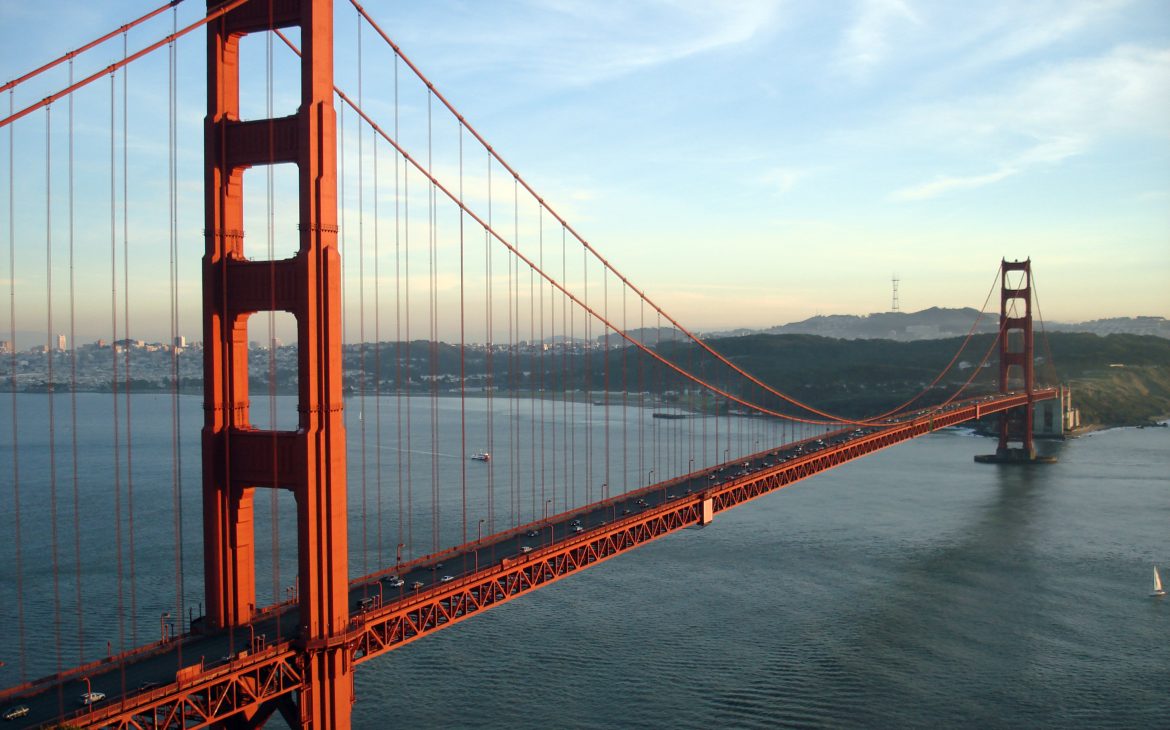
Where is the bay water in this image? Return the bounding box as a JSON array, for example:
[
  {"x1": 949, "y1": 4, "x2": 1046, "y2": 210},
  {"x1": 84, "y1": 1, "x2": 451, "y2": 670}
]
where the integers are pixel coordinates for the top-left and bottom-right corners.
[{"x1": 1, "y1": 394, "x2": 1166, "y2": 727}]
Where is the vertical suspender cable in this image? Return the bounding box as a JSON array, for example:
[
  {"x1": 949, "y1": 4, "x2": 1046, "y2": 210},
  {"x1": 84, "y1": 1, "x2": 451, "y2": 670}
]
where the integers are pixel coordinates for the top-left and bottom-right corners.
[
  {"x1": 485, "y1": 155, "x2": 494, "y2": 533},
  {"x1": 561, "y1": 226, "x2": 569, "y2": 510},
  {"x1": 404, "y1": 125, "x2": 413, "y2": 557},
  {"x1": 68, "y1": 59, "x2": 85, "y2": 664},
  {"x1": 603, "y1": 269, "x2": 610, "y2": 499},
  {"x1": 394, "y1": 55, "x2": 405, "y2": 560},
  {"x1": 358, "y1": 13, "x2": 369, "y2": 580},
  {"x1": 547, "y1": 226, "x2": 555, "y2": 514},
  {"x1": 510, "y1": 180, "x2": 517, "y2": 528},
  {"x1": 120, "y1": 34, "x2": 138, "y2": 648},
  {"x1": 167, "y1": 6, "x2": 186, "y2": 657},
  {"x1": 583, "y1": 242, "x2": 590, "y2": 505},
  {"x1": 538, "y1": 206, "x2": 546, "y2": 522},
  {"x1": 529, "y1": 202, "x2": 537, "y2": 521},
  {"x1": 45, "y1": 106, "x2": 64, "y2": 700},
  {"x1": 374, "y1": 95, "x2": 383, "y2": 571},
  {"x1": 459, "y1": 126, "x2": 467, "y2": 544},
  {"x1": 622, "y1": 283, "x2": 628, "y2": 493},
  {"x1": 109, "y1": 71, "x2": 127, "y2": 665},
  {"x1": 653, "y1": 312, "x2": 660, "y2": 479},
  {"x1": 638, "y1": 298, "x2": 644, "y2": 487},
  {"x1": 428, "y1": 91, "x2": 439, "y2": 554},
  {"x1": 548, "y1": 214, "x2": 556, "y2": 519},
  {"x1": 7, "y1": 89, "x2": 27, "y2": 682}
]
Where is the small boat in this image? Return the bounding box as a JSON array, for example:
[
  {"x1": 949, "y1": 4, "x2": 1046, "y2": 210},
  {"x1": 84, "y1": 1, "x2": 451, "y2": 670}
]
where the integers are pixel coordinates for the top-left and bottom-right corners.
[
  {"x1": 652, "y1": 412, "x2": 686, "y2": 420},
  {"x1": 1152, "y1": 566, "x2": 1166, "y2": 597},
  {"x1": 470, "y1": 452, "x2": 491, "y2": 462}
]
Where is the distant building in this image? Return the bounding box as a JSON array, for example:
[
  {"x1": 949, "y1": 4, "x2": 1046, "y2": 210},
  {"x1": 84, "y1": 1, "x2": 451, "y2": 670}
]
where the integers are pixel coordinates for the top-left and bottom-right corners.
[
  {"x1": 1035, "y1": 386, "x2": 1081, "y2": 437},
  {"x1": 174, "y1": 335, "x2": 186, "y2": 348},
  {"x1": 96, "y1": 339, "x2": 108, "y2": 348},
  {"x1": 0, "y1": 340, "x2": 11, "y2": 355},
  {"x1": 56, "y1": 333, "x2": 66, "y2": 351}
]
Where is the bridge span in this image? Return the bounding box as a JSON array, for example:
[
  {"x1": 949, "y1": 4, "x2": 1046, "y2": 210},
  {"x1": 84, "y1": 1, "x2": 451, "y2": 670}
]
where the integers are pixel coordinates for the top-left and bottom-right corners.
[
  {"x1": 7, "y1": 390, "x2": 1054, "y2": 729},
  {"x1": 0, "y1": 0, "x2": 1064, "y2": 725}
]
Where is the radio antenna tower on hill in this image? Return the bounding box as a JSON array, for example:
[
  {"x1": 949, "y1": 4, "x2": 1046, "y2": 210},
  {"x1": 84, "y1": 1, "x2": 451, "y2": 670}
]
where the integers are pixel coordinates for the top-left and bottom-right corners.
[{"x1": 892, "y1": 274, "x2": 900, "y2": 312}]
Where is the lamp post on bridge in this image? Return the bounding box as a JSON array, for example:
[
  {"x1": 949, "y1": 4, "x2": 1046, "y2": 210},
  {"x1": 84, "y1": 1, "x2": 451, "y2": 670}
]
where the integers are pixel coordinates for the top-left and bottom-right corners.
[
  {"x1": 159, "y1": 612, "x2": 171, "y2": 642},
  {"x1": 646, "y1": 469, "x2": 654, "y2": 487},
  {"x1": 544, "y1": 499, "x2": 553, "y2": 546},
  {"x1": 476, "y1": 519, "x2": 485, "y2": 573}
]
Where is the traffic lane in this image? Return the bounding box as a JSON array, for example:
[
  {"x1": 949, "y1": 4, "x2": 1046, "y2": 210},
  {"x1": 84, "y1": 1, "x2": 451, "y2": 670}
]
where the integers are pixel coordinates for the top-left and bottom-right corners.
[
  {"x1": 13, "y1": 628, "x2": 238, "y2": 728},
  {"x1": 14, "y1": 604, "x2": 309, "y2": 729}
]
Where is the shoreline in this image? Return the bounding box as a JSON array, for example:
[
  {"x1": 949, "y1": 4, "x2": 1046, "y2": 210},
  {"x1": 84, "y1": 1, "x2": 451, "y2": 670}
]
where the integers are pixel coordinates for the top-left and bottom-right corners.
[{"x1": 8, "y1": 389, "x2": 1168, "y2": 432}]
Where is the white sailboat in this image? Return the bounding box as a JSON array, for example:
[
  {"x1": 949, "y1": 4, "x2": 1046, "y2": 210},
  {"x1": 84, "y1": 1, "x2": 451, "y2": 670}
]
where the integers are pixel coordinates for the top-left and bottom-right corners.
[{"x1": 1152, "y1": 566, "x2": 1166, "y2": 597}]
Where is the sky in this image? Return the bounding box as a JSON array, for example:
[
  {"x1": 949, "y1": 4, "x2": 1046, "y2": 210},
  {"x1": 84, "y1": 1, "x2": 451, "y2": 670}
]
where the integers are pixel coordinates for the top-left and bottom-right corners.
[{"x1": 1, "y1": 0, "x2": 1169, "y2": 346}]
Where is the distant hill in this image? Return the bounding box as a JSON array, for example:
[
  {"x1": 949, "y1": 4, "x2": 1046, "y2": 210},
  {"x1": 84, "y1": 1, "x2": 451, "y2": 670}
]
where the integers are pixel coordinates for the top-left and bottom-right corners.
[
  {"x1": 1045, "y1": 316, "x2": 1170, "y2": 339},
  {"x1": 699, "y1": 309, "x2": 1169, "y2": 342}
]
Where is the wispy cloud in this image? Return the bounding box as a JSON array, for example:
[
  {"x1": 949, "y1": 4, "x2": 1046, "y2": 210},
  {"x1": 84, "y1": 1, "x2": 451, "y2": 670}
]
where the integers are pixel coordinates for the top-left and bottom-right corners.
[
  {"x1": 942, "y1": 0, "x2": 1132, "y2": 73},
  {"x1": 1136, "y1": 189, "x2": 1170, "y2": 202},
  {"x1": 890, "y1": 168, "x2": 1015, "y2": 202},
  {"x1": 758, "y1": 167, "x2": 807, "y2": 196},
  {"x1": 890, "y1": 136, "x2": 1087, "y2": 201},
  {"x1": 886, "y1": 44, "x2": 1170, "y2": 201},
  {"x1": 836, "y1": 0, "x2": 922, "y2": 80},
  {"x1": 421, "y1": 0, "x2": 785, "y2": 87}
]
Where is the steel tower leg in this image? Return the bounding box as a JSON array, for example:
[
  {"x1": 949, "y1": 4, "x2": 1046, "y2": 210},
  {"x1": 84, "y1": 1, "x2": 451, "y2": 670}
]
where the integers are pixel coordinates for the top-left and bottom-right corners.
[
  {"x1": 204, "y1": 1, "x2": 350, "y2": 727},
  {"x1": 975, "y1": 258, "x2": 1040, "y2": 464}
]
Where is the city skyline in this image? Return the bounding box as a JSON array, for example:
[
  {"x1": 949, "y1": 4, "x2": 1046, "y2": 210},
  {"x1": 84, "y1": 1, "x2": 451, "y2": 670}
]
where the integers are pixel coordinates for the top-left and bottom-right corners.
[{"x1": 2, "y1": 0, "x2": 1168, "y2": 346}]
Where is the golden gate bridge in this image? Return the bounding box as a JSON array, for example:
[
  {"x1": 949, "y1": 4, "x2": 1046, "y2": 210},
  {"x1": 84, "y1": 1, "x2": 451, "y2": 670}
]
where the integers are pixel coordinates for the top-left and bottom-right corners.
[{"x1": 1, "y1": 1, "x2": 1060, "y2": 727}]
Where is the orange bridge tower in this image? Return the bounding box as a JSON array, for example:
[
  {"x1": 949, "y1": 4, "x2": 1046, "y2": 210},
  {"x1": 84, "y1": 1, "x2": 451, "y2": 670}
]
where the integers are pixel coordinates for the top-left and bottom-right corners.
[
  {"x1": 976, "y1": 258, "x2": 1054, "y2": 464},
  {"x1": 202, "y1": 0, "x2": 351, "y2": 726}
]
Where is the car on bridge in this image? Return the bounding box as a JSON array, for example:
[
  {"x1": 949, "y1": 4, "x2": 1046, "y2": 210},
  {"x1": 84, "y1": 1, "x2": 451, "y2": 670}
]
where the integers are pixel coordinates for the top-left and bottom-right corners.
[
  {"x1": 79, "y1": 691, "x2": 105, "y2": 706},
  {"x1": 3, "y1": 705, "x2": 30, "y2": 721}
]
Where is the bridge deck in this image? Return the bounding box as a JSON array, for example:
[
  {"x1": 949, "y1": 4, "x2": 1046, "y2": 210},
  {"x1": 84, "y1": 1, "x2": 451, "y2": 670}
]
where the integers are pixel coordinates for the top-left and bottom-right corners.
[{"x1": 6, "y1": 390, "x2": 1055, "y2": 729}]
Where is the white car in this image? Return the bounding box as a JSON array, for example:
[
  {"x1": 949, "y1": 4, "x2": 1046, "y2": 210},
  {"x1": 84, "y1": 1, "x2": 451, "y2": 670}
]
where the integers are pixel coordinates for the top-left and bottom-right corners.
[
  {"x1": 440, "y1": 575, "x2": 455, "y2": 583},
  {"x1": 520, "y1": 546, "x2": 533, "y2": 554},
  {"x1": 79, "y1": 691, "x2": 106, "y2": 705}
]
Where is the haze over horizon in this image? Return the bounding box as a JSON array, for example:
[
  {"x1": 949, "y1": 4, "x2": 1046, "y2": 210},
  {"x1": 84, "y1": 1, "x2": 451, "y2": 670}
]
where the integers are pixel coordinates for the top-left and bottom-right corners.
[{"x1": 2, "y1": 0, "x2": 1168, "y2": 346}]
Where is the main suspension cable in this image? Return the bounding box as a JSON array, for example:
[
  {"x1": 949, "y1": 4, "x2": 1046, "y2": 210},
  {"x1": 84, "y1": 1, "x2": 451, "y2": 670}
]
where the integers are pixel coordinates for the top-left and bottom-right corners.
[
  {"x1": 292, "y1": 16, "x2": 1000, "y2": 429},
  {"x1": 0, "y1": 0, "x2": 180, "y2": 94},
  {"x1": 345, "y1": 1, "x2": 943, "y2": 426},
  {"x1": 1, "y1": 0, "x2": 253, "y2": 130}
]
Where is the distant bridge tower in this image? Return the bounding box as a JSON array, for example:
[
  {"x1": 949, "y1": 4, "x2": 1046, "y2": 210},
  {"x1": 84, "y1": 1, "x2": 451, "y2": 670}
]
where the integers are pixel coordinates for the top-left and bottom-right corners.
[
  {"x1": 985, "y1": 258, "x2": 1039, "y2": 462},
  {"x1": 203, "y1": 0, "x2": 350, "y2": 726}
]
